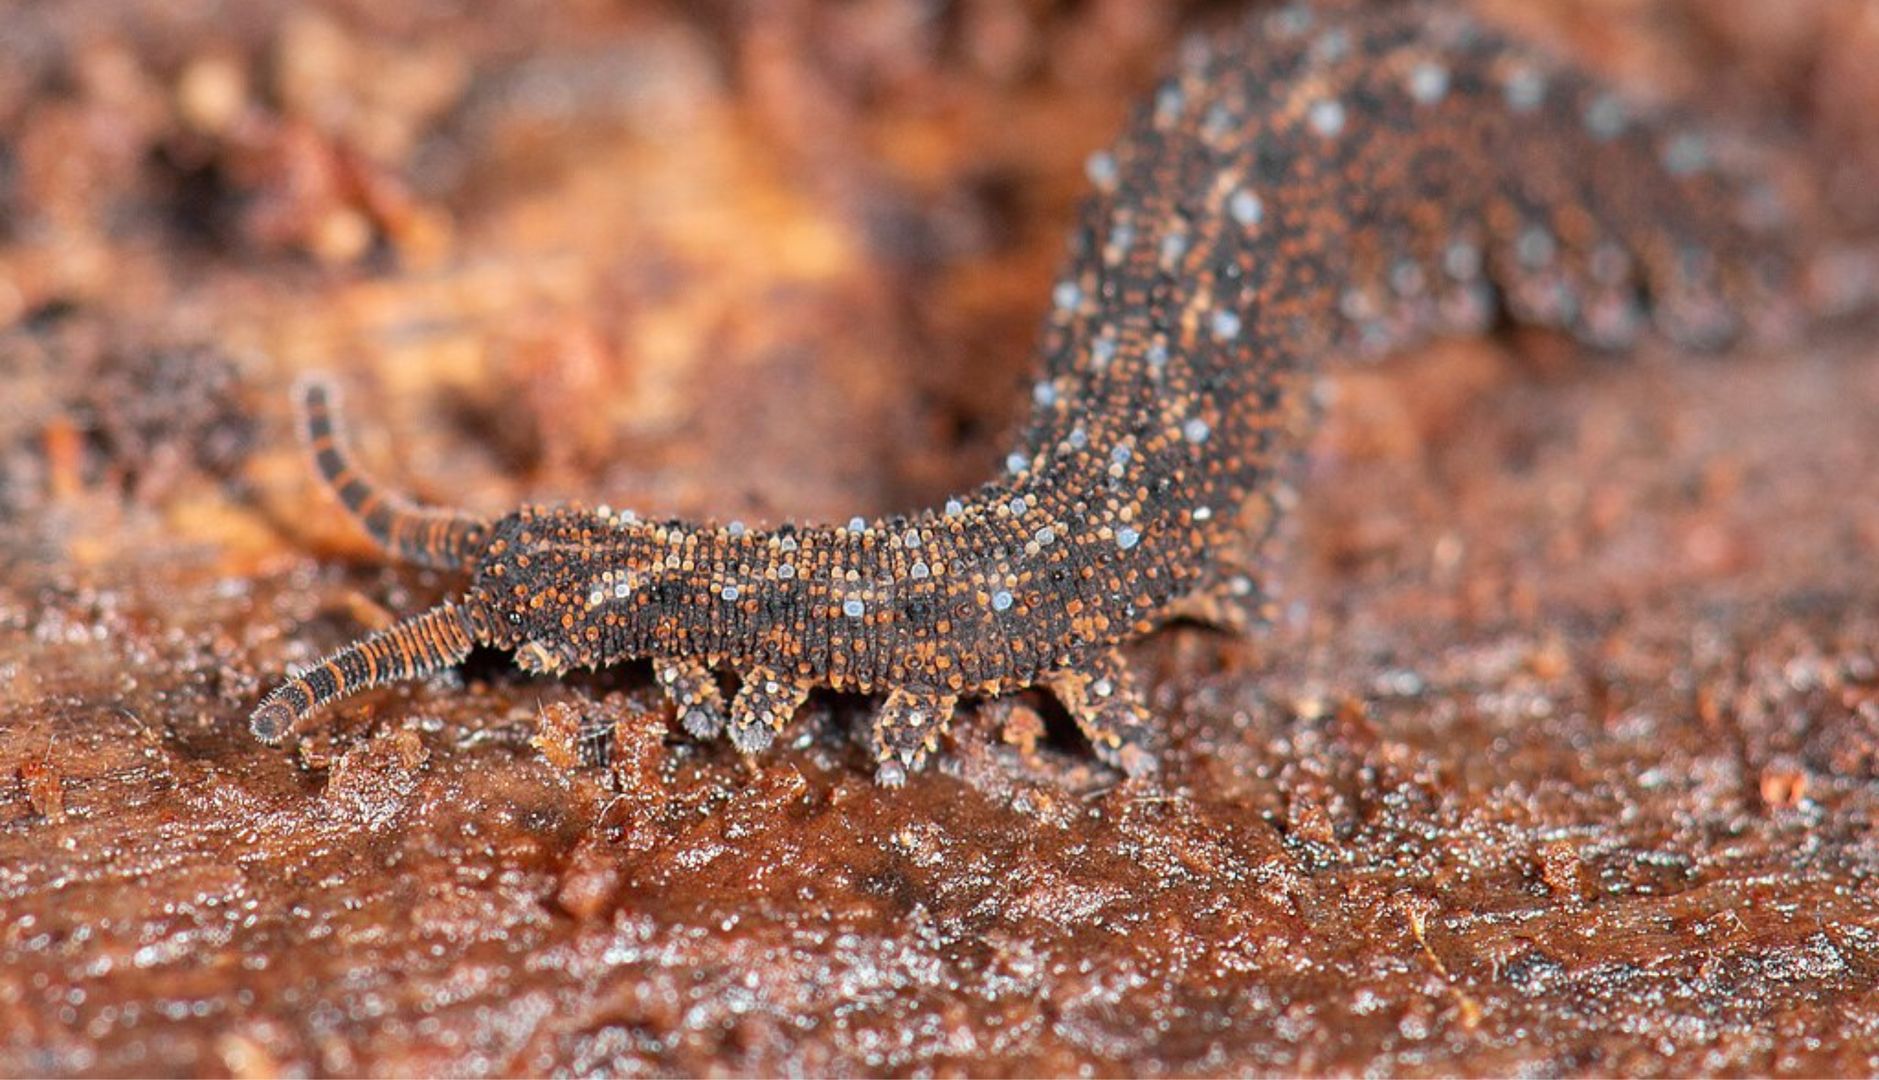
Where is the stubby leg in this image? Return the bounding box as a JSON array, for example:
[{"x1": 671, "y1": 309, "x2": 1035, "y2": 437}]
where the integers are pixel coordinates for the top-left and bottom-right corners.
[
  {"x1": 1165, "y1": 573, "x2": 1269, "y2": 636},
  {"x1": 653, "y1": 656, "x2": 728, "y2": 739},
  {"x1": 1165, "y1": 534, "x2": 1279, "y2": 637},
  {"x1": 869, "y1": 688, "x2": 958, "y2": 787},
  {"x1": 727, "y1": 668, "x2": 808, "y2": 755},
  {"x1": 1047, "y1": 650, "x2": 1158, "y2": 777}
]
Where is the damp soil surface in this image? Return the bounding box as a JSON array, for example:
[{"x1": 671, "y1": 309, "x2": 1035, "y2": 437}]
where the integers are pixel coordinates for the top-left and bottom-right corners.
[{"x1": 3, "y1": 1, "x2": 1879, "y2": 1075}]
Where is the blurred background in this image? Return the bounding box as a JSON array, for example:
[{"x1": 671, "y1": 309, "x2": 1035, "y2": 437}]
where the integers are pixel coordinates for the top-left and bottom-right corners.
[
  {"x1": 2, "y1": 0, "x2": 1875, "y2": 534},
  {"x1": 3, "y1": 2, "x2": 1878, "y2": 1076}
]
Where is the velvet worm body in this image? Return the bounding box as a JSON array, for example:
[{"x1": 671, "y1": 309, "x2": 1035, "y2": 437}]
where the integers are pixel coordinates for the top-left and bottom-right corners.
[{"x1": 254, "y1": 2, "x2": 1829, "y2": 784}]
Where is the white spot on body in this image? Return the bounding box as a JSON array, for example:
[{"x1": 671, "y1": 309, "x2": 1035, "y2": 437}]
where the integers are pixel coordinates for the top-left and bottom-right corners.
[
  {"x1": 1408, "y1": 61, "x2": 1449, "y2": 106},
  {"x1": 1312, "y1": 28, "x2": 1350, "y2": 64},
  {"x1": 1517, "y1": 226, "x2": 1556, "y2": 268},
  {"x1": 1585, "y1": 93, "x2": 1627, "y2": 141},
  {"x1": 844, "y1": 598, "x2": 865, "y2": 618},
  {"x1": 945, "y1": 499, "x2": 964, "y2": 517},
  {"x1": 1006, "y1": 452, "x2": 1028, "y2": 474},
  {"x1": 1445, "y1": 239, "x2": 1483, "y2": 280},
  {"x1": 1229, "y1": 188, "x2": 1264, "y2": 228},
  {"x1": 1662, "y1": 132, "x2": 1709, "y2": 176},
  {"x1": 1202, "y1": 103, "x2": 1235, "y2": 143},
  {"x1": 1053, "y1": 281, "x2": 1083, "y2": 311},
  {"x1": 1340, "y1": 288, "x2": 1376, "y2": 322},
  {"x1": 1159, "y1": 231, "x2": 1190, "y2": 266},
  {"x1": 1085, "y1": 151, "x2": 1118, "y2": 189},
  {"x1": 1183, "y1": 418, "x2": 1212, "y2": 444},
  {"x1": 721, "y1": 584, "x2": 740, "y2": 601},
  {"x1": 1116, "y1": 527, "x2": 1141, "y2": 550},
  {"x1": 848, "y1": 517, "x2": 867, "y2": 533},
  {"x1": 1154, "y1": 84, "x2": 1186, "y2": 127},
  {"x1": 1107, "y1": 221, "x2": 1136, "y2": 261},
  {"x1": 1308, "y1": 99, "x2": 1346, "y2": 137},
  {"x1": 1210, "y1": 309, "x2": 1242, "y2": 341},
  {"x1": 1504, "y1": 66, "x2": 1546, "y2": 112},
  {"x1": 992, "y1": 590, "x2": 1014, "y2": 611}
]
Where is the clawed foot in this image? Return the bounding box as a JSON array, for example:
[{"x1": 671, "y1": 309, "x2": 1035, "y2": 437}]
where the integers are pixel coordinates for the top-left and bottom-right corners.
[
  {"x1": 653, "y1": 656, "x2": 728, "y2": 739},
  {"x1": 868, "y1": 687, "x2": 959, "y2": 787},
  {"x1": 1047, "y1": 651, "x2": 1160, "y2": 778}
]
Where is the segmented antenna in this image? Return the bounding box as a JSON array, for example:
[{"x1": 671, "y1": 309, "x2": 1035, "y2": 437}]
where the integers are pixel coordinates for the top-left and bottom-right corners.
[
  {"x1": 296, "y1": 373, "x2": 490, "y2": 570},
  {"x1": 249, "y1": 601, "x2": 477, "y2": 743}
]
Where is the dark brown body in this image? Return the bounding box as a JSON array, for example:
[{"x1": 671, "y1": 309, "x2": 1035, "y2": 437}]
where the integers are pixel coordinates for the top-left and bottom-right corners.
[{"x1": 254, "y1": 1, "x2": 1821, "y2": 783}]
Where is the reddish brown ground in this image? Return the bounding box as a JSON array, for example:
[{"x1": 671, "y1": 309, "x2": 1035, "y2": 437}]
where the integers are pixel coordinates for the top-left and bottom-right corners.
[{"x1": 2, "y1": 1, "x2": 1877, "y2": 1075}]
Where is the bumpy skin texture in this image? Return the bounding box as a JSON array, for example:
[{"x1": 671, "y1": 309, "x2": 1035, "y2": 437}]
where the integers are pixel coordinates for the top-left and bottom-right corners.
[{"x1": 253, "y1": 1, "x2": 1814, "y2": 783}]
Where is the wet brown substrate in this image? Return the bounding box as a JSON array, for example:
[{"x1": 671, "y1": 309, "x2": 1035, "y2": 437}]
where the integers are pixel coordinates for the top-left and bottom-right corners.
[{"x1": 2, "y1": 2, "x2": 1877, "y2": 1075}]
